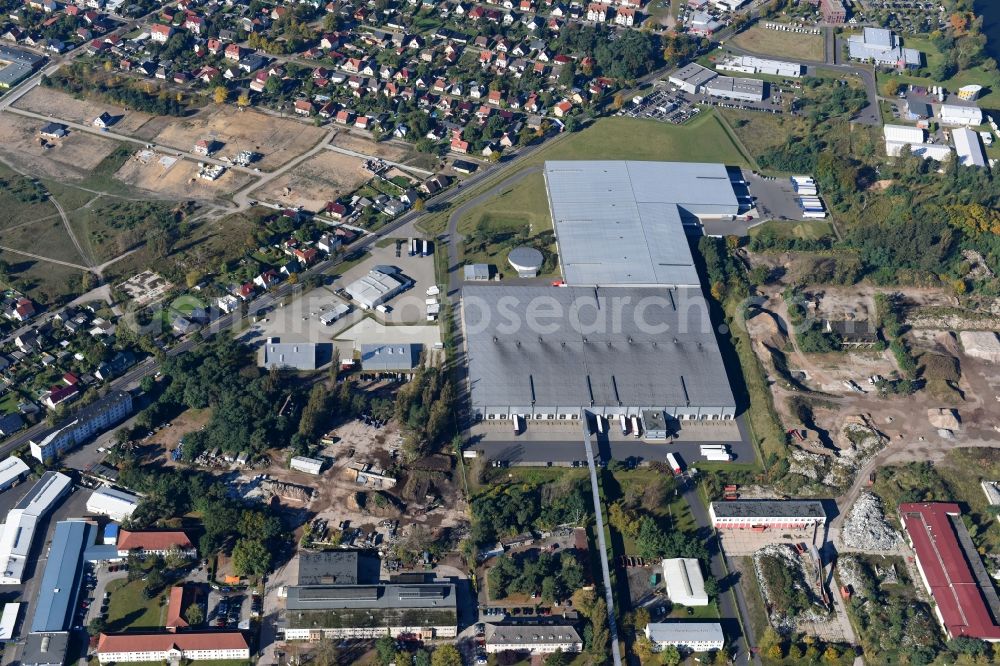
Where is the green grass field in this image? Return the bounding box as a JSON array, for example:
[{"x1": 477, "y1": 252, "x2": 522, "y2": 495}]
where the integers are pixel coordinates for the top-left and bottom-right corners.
[
  {"x1": 875, "y1": 34, "x2": 1000, "y2": 109},
  {"x1": 749, "y1": 219, "x2": 836, "y2": 242},
  {"x1": 730, "y1": 23, "x2": 825, "y2": 62},
  {"x1": 105, "y1": 577, "x2": 167, "y2": 632},
  {"x1": 424, "y1": 111, "x2": 752, "y2": 241},
  {"x1": 528, "y1": 113, "x2": 752, "y2": 166}
]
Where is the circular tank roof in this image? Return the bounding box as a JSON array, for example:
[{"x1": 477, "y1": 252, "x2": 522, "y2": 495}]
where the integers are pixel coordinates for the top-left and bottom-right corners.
[{"x1": 507, "y1": 246, "x2": 544, "y2": 271}]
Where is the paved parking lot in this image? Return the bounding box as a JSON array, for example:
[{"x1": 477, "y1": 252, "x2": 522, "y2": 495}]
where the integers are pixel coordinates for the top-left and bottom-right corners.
[
  {"x1": 470, "y1": 417, "x2": 754, "y2": 468},
  {"x1": 742, "y1": 170, "x2": 812, "y2": 221}
]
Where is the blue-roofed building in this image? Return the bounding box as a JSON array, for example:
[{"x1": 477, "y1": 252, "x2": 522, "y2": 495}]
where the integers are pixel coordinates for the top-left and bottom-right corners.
[
  {"x1": 31, "y1": 520, "x2": 95, "y2": 633},
  {"x1": 103, "y1": 523, "x2": 119, "y2": 545}
]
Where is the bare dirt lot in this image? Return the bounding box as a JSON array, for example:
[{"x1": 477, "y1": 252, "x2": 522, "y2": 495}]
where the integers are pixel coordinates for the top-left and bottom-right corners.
[
  {"x1": 304, "y1": 419, "x2": 468, "y2": 531},
  {"x1": 13, "y1": 86, "x2": 154, "y2": 135},
  {"x1": 250, "y1": 149, "x2": 370, "y2": 211},
  {"x1": 115, "y1": 149, "x2": 253, "y2": 201},
  {"x1": 331, "y1": 131, "x2": 415, "y2": 163},
  {"x1": 0, "y1": 112, "x2": 120, "y2": 179},
  {"x1": 149, "y1": 106, "x2": 326, "y2": 171}
]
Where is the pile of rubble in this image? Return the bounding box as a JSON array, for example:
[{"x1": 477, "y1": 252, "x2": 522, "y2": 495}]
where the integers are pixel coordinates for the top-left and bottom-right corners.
[
  {"x1": 753, "y1": 544, "x2": 830, "y2": 633},
  {"x1": 837, "y1": 555, "x2": 869, "y2": 600},
  {"x1": 841, "y1": 492, "x2": 902, "y2": 551},
  {"x1": 788, "y1": 448, "x2": 828, "y2": 481},
  {"x1": 267, "y1": 480, "x2": 314, "y2": 503},
  {"x1": 785, "y1": 422, "x2": 886, "y2": 494}
]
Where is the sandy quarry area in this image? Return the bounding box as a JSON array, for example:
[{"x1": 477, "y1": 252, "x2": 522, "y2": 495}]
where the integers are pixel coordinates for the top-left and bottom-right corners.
[
  {"x1": 0, "y1": 112, "x2": 120, "y2": 179},
  {"x1": 250, "y1": 149, "x2": 370, "y2": 211},
  {"x1": 13, "y1": 86, "x2": 154, "y2": 135},
  {"x1": 114, "y1": 148, "x2": 252, "y2": 201},
  {"x1": 150, "y1": 106, "x2": 327, "y2": 171}
]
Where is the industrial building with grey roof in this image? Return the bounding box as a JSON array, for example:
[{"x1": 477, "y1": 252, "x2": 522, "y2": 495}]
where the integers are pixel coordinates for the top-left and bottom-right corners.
[
  {"x1": 462, "y1": 285, "x2": 736, "y2": 420},
  {"x1": 543, "y1": 161, "x2": 739, "y2": 287},
  {"x1": 460, "y1": 160, "x2": 741, "y2": 423}
]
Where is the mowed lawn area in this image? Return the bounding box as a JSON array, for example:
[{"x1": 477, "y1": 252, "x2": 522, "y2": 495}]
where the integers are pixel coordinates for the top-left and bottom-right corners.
[
  {"x1": 730, "y1": 23, "x2": 825, "y2": 62},
  {"x1": 528, "y1": 112, "x2": 752, "y2": 166},
  {"x1": 874, "y1": 34, "x2": 1000, "y2": 109},
  {"x1": 447, "y1": 111, "x2": 752, "y2": 248},
  {"x1": 105, "y1": 577, "x2": 167, "y2": 632}
]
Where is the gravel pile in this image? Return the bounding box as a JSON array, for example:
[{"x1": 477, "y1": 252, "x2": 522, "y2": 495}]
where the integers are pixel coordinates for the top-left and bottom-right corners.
[{"x1": 842, "y1": 492, "x2": 902, "y2": 551}]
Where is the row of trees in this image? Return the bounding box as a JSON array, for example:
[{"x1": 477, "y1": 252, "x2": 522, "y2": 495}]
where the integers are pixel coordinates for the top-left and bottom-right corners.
[{"x1": 42, "y1": 64, "x2": 188, "y2": 116}]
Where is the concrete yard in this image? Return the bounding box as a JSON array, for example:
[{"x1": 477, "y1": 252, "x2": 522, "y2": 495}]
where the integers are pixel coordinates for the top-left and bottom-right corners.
[{"x1": 469, "y1": 418, "x2": 753, "y2": 468}]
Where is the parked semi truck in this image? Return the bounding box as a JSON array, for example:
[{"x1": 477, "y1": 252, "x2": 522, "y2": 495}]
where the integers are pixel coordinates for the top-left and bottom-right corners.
[
  {"x1": 666, "y1": 452, "x2": 683, "y2": 475},
  {"x1": 703, "y1": 449, "x2": 732, "y2": 462},
  {"x1": 619, "y1": 414, "x2": 629, "y2": 435},
  {"x1": 631, "y1": 415, "x2": 641, "y2": 438}
]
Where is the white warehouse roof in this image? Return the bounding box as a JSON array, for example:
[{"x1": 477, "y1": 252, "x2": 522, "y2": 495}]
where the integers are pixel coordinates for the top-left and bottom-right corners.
[
  {"x1": 0, "y1": 472, "x2": 71, "y2": 584},
  {"x1": 0, "y1": 603, "x2": 19, "y2": 641},
  {"x1": 0, "y1": 457, "x2": 29, "y2": 492},
  {"x1": 645, "y1": 622, "x2": 725, "y2": 647},
  {"x1": 952, "y1": 127, "x2": 987, "y2": 168},
  {"x1": 939, "y1": 104, "x2": 983, "y2": 125},
  {"x1": 87, "y1": 486, "x2": 140, "y2": 521},
  {"x1": 290, "y1": 456, "x2": 324, "y2": 474},
  {"x1": 662, "y1": 558, "x2": 709, "y2": 606},
  {"x1": 543, "y1": 161, "x2": 739, "y2": 287},
  {"x1": 883, "y1": 124, "x2": 925, "y2": 144}
]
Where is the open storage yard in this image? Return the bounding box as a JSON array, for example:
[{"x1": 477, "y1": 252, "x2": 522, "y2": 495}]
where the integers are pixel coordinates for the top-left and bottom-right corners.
[
  {"x1": 149, "y1": 106, "x2": 327, "y2": 171},
  {"x1": 250, "y1": 149, "x2": 371, "y2": 211}
]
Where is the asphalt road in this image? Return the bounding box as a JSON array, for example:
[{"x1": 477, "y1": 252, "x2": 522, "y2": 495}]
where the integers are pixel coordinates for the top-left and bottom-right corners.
[{"x1": 682, "y1": 479, "x2": 761, "y2": 666}]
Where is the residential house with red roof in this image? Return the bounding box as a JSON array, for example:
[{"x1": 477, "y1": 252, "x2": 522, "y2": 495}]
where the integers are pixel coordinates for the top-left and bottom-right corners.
[
  {"x1": 96, "y1": 632, "x2": 249, "y2": 663},
  {"x1": 116, "y1": 530, "x2": 196, "y2": 558}
]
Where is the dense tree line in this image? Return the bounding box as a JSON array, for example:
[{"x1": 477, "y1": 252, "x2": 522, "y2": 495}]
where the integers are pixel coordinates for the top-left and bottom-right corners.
[
  {"x1": 137, "y1": 337, "x2": 299, "y2": 459},
  {"x1": 488, "y1": 550, "x2": 585, "y2": 602},
  {"x1": 42, "y1": 63, "x2": 188, "y2": 116},
  {"x1": 394, "y1": 365, "x2": 457, "y2": 459},
  {"x1": 548, "y1": 24, "x2": 660, "y2": 81},
  {"x1": 471, "y1": 478, "x2": 589, "y2": 547}
]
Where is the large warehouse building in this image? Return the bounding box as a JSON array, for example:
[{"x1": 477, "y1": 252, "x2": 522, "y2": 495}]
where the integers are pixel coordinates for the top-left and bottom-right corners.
[
  {"x1": 463, "y1": 285, "x2": 736, "y2": 421},
  {"x1": 461, "y1": 160, "x2": 739, "y2": 424},
  {"x1": 0, "y1": 472, "x2": 72, "y2": 584},
  {"x1": 900, "y1": 502, "x2": 1000, "y2": 641},
  {"x1": 543, "y1": 160, "x2": 740, "y2": 287}
]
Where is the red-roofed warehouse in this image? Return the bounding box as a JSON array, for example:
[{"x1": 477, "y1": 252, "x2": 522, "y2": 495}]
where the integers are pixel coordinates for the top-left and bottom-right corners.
[{"x1": 899, "y1": 502, "x2": 1000, "y2": 641}]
